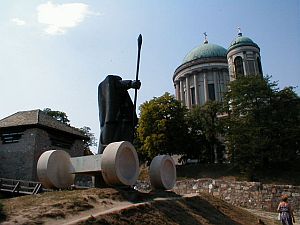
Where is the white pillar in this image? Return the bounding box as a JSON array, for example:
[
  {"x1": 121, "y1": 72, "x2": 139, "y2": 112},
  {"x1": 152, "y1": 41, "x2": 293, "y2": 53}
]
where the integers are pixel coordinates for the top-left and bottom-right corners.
[
  {"x1": 204, "y1": 73, "x2": 208, "y2": 103},
  {"x1": 175, "y1": 82, "x2": 180, "y2": 100},
  {"x1": 242, "y1": 55, "x2": 247, "y2": 76},
  {"x1": 185, "y1": 76, "x2": 190, "y2": 109},
  {"x1": 193, "y1": 74, "x2": 199, "y2": 105},
  {"x1": 213, "y1": 70, "x2": 218, "y2": 101},
  {"x1": 180, "y1": 79, "x2": 184, "y2": 104}
]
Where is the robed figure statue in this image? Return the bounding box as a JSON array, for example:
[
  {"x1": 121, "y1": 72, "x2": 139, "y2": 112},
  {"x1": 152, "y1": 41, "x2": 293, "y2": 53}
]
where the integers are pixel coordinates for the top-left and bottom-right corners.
[{"x1": 98, "y1": 75, "x2": 141, "y2": 154}]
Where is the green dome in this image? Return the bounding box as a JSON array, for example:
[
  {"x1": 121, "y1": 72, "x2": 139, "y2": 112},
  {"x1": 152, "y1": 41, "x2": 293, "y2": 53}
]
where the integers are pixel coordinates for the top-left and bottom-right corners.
[
  {"x1": 182, "y1": 43, "x2": 227, "y2": 64},
  {"x1": 228, "y1": 35, "x2": 259, "y2": 52}
]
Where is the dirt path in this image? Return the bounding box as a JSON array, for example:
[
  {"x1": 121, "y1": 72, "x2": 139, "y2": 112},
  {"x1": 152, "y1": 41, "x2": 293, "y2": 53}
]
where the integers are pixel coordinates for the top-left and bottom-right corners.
[
  {"x1": 49, "y1": 201, "x2": 131, "y2": 225},
  {"x1": 53, "y1": 194, "x2": 283, "y2": 225},
  {"x1": 1, "y1": 189, "x2": 290, "y2": 225},
  {"x1": 59, "y1": 196, "x2": 188, "y2": 225},
  {"x1": 245, "y1": 208, "x2": 300, "y2": 225}
]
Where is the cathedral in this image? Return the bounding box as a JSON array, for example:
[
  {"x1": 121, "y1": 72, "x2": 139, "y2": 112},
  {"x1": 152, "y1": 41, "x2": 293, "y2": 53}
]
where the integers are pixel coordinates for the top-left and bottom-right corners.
[{"x1": 173, "y1": 30, "x2": 263, "y2": 108}]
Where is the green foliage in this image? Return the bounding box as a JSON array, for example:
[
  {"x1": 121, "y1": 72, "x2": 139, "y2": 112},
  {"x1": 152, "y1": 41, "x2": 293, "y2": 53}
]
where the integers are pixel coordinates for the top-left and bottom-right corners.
[
  {"x1": 0, "y1": 201, "x2": 6, "y2": 221},
  {"x1": 186, "y1": 101, "x2": 225, "y2": 163},
  {"x1": 137, "y1": 92, "x2": 188, "y2": 159},
  {"x1": 79, "y1": 126, "x2": 97, "y2": 155},
  {"x1": 43, "y1": 108, "x2": 70, "y2": 125},
  {"x1": 43, "y1": 108, "x2": 97, "y2": 153},
  {"x1": 224, "y1": 75, "x2": 300, "y2": 174}
]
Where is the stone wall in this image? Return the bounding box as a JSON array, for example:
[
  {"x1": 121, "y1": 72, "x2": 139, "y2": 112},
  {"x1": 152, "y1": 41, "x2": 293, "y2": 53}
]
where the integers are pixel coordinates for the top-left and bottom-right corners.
[
  {"x1": 172, "y1": 179, "x2": 300, "y2": 213},
  {"x1": 0, "y1": 127, "x2": 85, "y2": 182},
  {"x1": 0, "y1": 128, "x2": 36, "y2": 180}
]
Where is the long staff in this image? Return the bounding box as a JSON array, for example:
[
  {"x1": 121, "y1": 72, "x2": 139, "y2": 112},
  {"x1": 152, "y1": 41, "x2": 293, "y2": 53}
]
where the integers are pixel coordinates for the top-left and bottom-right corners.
[{"x1": 133, "y1": 34, "x2": 142, "y2": 126}]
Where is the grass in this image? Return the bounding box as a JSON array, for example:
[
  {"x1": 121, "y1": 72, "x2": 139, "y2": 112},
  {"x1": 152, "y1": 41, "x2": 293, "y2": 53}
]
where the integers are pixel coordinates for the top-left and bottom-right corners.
[
  {"x1": 139, "y1": 162, "x2": 300, "y2": 185},
  {"x1": 175, "y1": 163, "x2": 300, "y2": 185}
]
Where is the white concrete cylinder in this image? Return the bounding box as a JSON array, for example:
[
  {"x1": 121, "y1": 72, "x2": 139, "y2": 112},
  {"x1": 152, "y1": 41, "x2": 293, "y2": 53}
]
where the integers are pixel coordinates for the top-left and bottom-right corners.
[
  {"x1": 101, "y1": 141, "x2": 139, "y2": 186},
  {"x1": 150, "y1": 155, "x2": 176, "y2": 190},
  {"x1": 37, "y1": 150, "x2": 75, "y2": 189}
]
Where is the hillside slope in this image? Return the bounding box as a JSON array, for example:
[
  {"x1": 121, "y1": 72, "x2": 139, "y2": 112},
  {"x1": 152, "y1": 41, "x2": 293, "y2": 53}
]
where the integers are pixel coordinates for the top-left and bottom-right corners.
[{"x1": 0, "y1": 188, "x2": 279, "y2": 225}]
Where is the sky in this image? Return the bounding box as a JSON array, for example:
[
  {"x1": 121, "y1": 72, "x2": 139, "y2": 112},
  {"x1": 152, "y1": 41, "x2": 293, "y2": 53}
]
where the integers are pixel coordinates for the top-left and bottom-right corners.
[{"x1": 0, "y1": 0, "x2": 299, "y2": 152}]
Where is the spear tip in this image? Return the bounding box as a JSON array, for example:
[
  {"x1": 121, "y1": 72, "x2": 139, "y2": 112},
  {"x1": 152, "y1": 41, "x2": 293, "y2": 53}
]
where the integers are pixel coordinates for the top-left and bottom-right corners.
[{"x1": 138, "y1": 34, "x2": 142, "y2": 47}]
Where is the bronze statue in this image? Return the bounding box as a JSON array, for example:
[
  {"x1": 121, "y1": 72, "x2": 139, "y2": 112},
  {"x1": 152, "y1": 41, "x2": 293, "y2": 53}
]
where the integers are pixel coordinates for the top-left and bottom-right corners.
[
  {"x1": 98, "y1": 34, "x2": 142, "y2": 154},
  {"x1": 98, "y1": 75, "x2": 141, "y2": 154}
]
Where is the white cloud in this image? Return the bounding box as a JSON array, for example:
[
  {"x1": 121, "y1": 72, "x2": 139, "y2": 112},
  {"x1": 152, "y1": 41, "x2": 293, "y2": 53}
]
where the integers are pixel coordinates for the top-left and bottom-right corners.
[
  {"x1": 11, "y1": 18, "x2": 26, "y2": 26},
  {"x1": 37, "y1": 1, "x2": 91, "y2": 35}
]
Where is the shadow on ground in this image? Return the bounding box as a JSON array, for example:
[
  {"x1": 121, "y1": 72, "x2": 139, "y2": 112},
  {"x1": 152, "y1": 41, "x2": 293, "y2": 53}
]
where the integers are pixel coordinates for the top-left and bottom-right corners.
[{"x1": 79, "y1": 192, "x2": 277, "y2": 225}]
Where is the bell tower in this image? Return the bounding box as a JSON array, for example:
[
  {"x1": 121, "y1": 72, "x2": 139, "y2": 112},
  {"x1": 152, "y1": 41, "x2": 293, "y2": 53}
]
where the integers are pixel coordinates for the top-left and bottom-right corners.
[{"x1": 227, "y1": 28, "x2": 263, "y2": 81}]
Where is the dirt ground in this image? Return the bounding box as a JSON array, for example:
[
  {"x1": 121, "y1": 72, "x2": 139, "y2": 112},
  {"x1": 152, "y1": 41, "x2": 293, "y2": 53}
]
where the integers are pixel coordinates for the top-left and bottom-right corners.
[{"x1": 0, "y1": 188, "x2": 283, "y2": 225}]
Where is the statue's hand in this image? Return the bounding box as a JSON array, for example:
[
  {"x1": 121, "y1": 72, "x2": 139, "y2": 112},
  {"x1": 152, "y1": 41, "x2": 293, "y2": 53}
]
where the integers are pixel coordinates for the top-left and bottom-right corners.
[{"x1": 131, "y1": 80, "x2": 141, "y2": 89}]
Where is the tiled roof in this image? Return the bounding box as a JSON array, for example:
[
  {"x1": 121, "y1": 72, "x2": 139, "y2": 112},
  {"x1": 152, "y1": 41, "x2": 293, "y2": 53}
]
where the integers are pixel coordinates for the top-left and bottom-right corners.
[{"x1": 0, "y1": 110, "x2": 88, "y2": 139}]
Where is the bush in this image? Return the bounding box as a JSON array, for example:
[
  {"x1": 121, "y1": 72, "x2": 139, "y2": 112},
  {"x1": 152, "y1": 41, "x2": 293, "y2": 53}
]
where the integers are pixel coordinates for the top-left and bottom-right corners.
[{"x1": 0, "y1": 201, "x2": 6, "y2": 221}]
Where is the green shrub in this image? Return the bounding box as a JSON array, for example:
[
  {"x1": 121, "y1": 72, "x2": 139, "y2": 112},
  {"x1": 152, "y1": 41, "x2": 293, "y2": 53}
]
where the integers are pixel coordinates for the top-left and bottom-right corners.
[{"x1": 0, "y1": 201, "x2": 6, "y2": 221}]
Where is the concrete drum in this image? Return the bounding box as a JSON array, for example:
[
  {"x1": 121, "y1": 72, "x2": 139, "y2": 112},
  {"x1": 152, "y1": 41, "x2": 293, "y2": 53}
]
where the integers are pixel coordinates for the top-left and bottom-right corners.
[
  {"x1": 101, "y1": 141, "x2": 139, "y2": 186},
  {"x1": 37, "y1": 150, "x2": 75, "y2": 189},
  {"x1": 150, "y1": 155, "x2": 176, "y2": 190}
]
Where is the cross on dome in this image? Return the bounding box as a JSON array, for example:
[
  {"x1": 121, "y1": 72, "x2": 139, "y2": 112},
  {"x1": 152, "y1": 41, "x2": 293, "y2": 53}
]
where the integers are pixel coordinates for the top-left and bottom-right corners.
[
  {"x1": 238, "y1": 27, "x2": 242, "y2": 37},
  {"x1": 203, "y1": 32, "x2": 208, "y2": 44}
]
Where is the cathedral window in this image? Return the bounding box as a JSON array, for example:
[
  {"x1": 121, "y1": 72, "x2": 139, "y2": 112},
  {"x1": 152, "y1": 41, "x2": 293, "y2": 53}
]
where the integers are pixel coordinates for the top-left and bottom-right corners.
[
  {"x1": 257, "y1": 57, "x2": 263, "y2": 75},
  {"x1": 234, "y1": 56, "x2": 244, "y2": 77},
  {"x1": 190, "y1": 87, "x2": 195, "y2": 105},
  {"x1": 248, "y1": 60, "x2": 255, "y2": 75},
  {"x1": 208, "y1": 84, "x2": 215, "y2": 101}
]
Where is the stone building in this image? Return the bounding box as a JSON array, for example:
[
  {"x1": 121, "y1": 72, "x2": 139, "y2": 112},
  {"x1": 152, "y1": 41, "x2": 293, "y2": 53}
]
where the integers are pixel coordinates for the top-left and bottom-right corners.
[
  {"x1": 0, "y1": 109, "x2": 88, "y2": 181},
  {"x1": 173, "y1": 30, "x2": 263, "y2": 108}
]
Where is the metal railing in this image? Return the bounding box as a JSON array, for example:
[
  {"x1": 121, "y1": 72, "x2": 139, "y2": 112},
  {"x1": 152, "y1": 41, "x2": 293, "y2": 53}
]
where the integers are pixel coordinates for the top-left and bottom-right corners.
[{"x1": 0, "y1": 178, "x2": 42, "y2": 195}]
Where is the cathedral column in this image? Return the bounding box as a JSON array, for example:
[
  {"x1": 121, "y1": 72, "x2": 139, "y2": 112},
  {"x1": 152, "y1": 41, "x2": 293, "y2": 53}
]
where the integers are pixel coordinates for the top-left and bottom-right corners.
[
  {"x1": 185, "y1": 76, "x2": 190, "y2": 108},
  {"x1": 180, "y1": 79, "x2": 184, "y2": 104},
  {"x1": 204, "y1": 73, "x2": 208, "y2": 103},
  {"x1": 193, "y1": 73, "x2": 199, "y2": 105},
  {"x1": 213, "y1": 69, "x2": 218, "y2": 101},
  {"x1": 242, "y1": 56, "x2": 247, "y2": 76},
  {"x1": 175, "y1": 81, "x2": 180, "y2": 100}
]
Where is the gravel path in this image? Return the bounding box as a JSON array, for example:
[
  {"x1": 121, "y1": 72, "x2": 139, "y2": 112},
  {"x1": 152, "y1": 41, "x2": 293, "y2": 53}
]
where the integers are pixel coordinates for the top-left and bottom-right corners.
[{"x1": 245, "y1": 208, "x2": 300, "y2": 225}]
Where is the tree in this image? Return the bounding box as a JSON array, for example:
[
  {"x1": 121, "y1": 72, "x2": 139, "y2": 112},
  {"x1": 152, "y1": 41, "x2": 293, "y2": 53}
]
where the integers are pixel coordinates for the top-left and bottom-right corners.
[
  {"x1": 80, "y1": 126, "x2": 97, "y2": 155},
  {"x1": 224, "y1": 75, "x2": 300, "y2": 175},
  {"x1": 185, "y1": 105, "x2": 207, "y2": 162},
  {"x1": 136, "y1": 93, "x2": 188, "y2": 159},
  {"x1": 43, "y1": 108, "x2": 70, "y2": 125},
  {"x1": 43, "y1": 108, "x2": 97, "y2": 154},
  {"x1": 0, "y1": 201, "x2": 6, "y2": 222},
  {"x1": 267, "y1": 87, "x2": 300, "y2": 163},
  {"x1": 186, "y1": 101, "x2": 225, "y2": 163}
]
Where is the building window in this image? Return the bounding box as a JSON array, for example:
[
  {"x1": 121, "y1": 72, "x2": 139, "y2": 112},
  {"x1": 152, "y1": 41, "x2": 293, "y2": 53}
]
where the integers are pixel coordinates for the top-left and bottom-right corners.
[
  {"x1": 248, "y1": 60, "x2": 255, "y2": 75},
  {"x1": 49, "y1": 132, "x2": 74, "y2": 149},
  {"x1": 190, "y1": 87, "x2": 195, "y2": 105},
  {"x1": 257, "y1": 57, "x2": 263, "y2": 75},
  {"x1": 1, "y1": 132, "x2": 23, "y2": 144},
  {"x1": 208, "y1": 84, "x2": 215, "y2": 101},
  {"x1": 234, "y1": 56, "x2": 244, "y2": 77}
]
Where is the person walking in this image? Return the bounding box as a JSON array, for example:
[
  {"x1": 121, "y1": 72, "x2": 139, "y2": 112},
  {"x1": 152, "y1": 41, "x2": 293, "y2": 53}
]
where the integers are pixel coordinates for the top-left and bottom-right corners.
[{"x1": 277, "y1": 194, "x2": 295, "y2": 225}]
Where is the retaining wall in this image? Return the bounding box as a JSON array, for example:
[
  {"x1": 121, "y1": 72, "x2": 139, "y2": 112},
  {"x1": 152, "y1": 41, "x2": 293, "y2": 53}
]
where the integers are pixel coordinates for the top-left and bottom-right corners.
[
  {"x1": 136, "y1": 179, "x2": 300, "y2": 213},
  {"x1": 173, "y1": 179, "x2": 300, "y2": 213}
]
